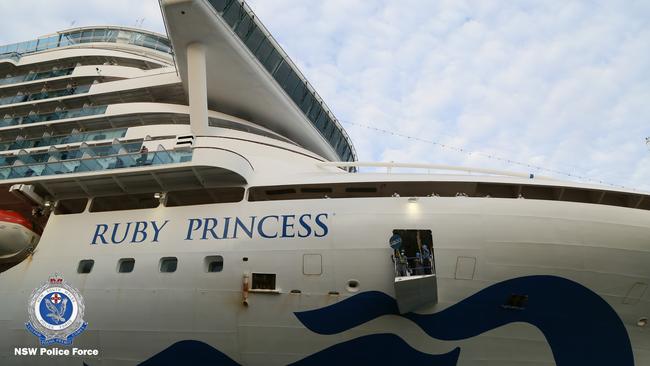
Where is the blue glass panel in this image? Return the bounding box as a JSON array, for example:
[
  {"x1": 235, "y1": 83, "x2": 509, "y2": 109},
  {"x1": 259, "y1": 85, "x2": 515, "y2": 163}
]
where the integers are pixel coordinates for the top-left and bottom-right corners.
[
  {"x1": 254, "y1": 38, "x2": 273, "y2": 63},
  {"x1": 244, "y1": 26, "x2": 264, "y2": 52},
  {"x1": 300, "y1": 93, "x2": 315, "y2": 115},
  {"x1": 315, "y1": 112, "x2": 328, "y2": 131},
  {"x1": 308, "y1": 103, "x2": 321, "y2": 123},
  {"x1": 209, "y1": 0, "x2": 232, "y2": 13},
  {"x1": 282, "y1": 70, "x2": 301, "y2": 96},
  {"x1": 263, "y1": 49, "x2": 283, "y2": 74},
  {"x1": 222, "y1": 1, "x2": 244, "y2": 28},
  {"x1": 234, "y1": 12, "x2": 254, "y2": 40},
  {"x1": 291, "y1": 83, "x2": 307, "y2": 104}
]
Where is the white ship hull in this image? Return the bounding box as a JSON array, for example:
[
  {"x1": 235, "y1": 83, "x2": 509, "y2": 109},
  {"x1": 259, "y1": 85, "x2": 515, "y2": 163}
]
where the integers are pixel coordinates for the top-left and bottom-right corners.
[{"x1": 0, "y1": 195, "x2": 647, "y2": 365}]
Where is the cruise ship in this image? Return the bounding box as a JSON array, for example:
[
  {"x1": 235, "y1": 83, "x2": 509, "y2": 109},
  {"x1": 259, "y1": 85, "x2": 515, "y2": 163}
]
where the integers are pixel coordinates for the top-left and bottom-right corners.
[{"x1": 0, "y1": 1, "x2": 647, "y2": 365}]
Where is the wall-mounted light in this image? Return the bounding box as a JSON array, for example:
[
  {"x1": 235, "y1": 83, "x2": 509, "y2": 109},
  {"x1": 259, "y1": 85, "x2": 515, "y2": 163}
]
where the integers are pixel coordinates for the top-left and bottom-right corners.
[{"x1": 638, "y1": 317, "x2": 648, "y2": 327}]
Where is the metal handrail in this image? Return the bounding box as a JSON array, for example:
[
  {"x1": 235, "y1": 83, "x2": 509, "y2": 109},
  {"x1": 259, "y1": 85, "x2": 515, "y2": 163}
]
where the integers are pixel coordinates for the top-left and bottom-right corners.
[{"x1": 320, "y1": 161, "x2": 552, "y2": 180}]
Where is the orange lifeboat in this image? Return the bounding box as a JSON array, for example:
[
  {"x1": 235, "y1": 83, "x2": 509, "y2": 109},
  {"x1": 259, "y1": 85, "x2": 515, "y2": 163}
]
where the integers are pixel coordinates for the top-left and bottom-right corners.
[{"x1": 0, "y1": 210, "x2": 39, "y2": 259}]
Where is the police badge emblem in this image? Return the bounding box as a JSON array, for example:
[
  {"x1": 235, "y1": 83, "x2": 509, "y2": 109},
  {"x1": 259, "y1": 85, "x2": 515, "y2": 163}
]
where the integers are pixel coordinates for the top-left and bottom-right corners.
[{"x1": 25, "y1": 274, "x2": 87, "y2": 346}]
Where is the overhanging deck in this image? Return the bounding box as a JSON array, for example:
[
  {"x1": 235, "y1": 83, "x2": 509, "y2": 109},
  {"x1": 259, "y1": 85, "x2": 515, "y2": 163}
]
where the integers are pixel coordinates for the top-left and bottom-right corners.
[{"x1": 160, "y1": 0, "x2": 356, "y2": 163}]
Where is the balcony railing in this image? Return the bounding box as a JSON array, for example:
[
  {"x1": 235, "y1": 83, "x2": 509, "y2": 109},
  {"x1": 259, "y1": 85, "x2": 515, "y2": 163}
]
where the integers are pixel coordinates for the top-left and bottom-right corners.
[
  {"x1": 0, "y1": 105, "x2": 107, "y2": 128},
  {"x1": 0, "y1": 67, "x2": 75, "y2": 87},
  {"x1": 0, "y1": 128, "x2": 126, "y2": 152},
  {"x1": 0, "y1": 143, "x2": 192, "y2": 180},
  {"x1": 0, "y1": 27, "x2": 172, "y2": 58},
  {"x1": 0, "y1": 84, "x2": 91, "y2": 106}
]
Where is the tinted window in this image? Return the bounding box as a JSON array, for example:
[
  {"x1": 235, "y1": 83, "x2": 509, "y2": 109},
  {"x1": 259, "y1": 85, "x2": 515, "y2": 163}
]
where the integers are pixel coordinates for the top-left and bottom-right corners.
[
  {"x1": 160, "y1": 257, "x2": 178, "y2": 273},
  {"x1": 118, "y1": 258, "x2": 135, "y2": 273},
  {"x1": 77, "y1": 259, "x2": 94, "y2": 274},
  {"x1": 205, "y1": 256, "x2": 224, "y2": 272},
  {"x1": 90, "y1": 193, "x2": 159, "y2": 212},
  {"x1": 54, "y1": 198, "x2": 88, "y2": 214}
]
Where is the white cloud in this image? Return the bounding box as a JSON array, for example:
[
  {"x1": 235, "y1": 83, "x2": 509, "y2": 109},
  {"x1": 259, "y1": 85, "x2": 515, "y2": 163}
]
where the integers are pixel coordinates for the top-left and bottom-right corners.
[
  {"x1": 249, "y1": 0, "x2": 650, "y2": 190},
  {"x1": 2, "y1": 1, "x2": 649, "y2": 190}
]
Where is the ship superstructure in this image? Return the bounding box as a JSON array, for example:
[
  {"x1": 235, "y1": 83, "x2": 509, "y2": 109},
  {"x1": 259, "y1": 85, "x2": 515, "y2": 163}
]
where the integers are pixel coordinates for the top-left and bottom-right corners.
[
  {"x1": 0, "y1": 1, "x2": 648, "y2": 365},
  {"x1": 0, "y1": 5, "x2": 357, "y2": 268}
]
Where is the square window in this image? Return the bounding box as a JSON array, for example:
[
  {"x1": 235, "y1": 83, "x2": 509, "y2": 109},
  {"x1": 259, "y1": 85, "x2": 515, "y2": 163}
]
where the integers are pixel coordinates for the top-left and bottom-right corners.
[
  {"x1": 77, "y1": 259, "x2": 94, "y2": 274},
  {"x1": 252, "y1": 273, "x2": 276, "y2": 290},
  {"x1": 160, "y1": 257, "x2": 178, "y2": 273},
  {"x1": 118, "y1": 258, "x2": 135, "y2": 273},
  {"x1": 205, "y1": 256, "x2": 223, "y2": 273}
]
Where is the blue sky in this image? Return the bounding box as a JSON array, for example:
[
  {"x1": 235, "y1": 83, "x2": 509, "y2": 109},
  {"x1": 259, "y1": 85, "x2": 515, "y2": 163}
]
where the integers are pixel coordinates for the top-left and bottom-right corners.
[{"x1": 1, "y1": 1, "x2": 649, "y2": 190}]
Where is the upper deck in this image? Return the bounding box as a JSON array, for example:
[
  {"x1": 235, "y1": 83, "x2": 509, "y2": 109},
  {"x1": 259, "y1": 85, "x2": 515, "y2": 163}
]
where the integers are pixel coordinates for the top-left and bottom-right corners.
[
  {"x1": 0, "y1": 26, "x2": 173, "y2": 61},
  {"x1": 0, "y1": 12, "x2": 357, "y2": 164},
  {"x1": 161, "y1": 0, "x2": 357, "y2": 163}
]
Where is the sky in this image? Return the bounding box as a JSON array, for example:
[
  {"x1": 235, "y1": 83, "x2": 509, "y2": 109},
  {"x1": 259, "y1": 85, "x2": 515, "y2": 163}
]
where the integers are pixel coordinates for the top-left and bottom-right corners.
[{"x1": 1, "y1": 1, "x2": 649, "y2": 191}]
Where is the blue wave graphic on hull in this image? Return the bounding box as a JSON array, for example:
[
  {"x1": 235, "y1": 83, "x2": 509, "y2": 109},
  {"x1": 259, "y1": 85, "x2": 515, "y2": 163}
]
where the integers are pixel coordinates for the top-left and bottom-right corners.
[
  {"x1": 294, "y1": 275, "x2": 634, "y2": 365},
  {"x1": 289, "y1": 334, "x2": 460, "y2": 365}
]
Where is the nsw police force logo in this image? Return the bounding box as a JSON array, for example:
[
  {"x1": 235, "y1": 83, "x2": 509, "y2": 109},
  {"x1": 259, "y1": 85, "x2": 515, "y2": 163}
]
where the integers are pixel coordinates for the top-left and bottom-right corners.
[{"x1": 25, "y1": 274, "x2": 87, "y2": 346}]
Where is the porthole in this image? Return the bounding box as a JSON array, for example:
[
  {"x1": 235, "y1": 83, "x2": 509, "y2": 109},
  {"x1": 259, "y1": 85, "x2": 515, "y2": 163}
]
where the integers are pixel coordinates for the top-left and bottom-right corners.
[{"x1": 346, "y1": 279, "x2": 360, "y2": 293}]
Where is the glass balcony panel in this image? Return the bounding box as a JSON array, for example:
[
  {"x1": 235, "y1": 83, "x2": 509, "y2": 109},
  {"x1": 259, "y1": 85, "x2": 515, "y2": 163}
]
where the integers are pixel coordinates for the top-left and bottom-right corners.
[
  {"x1": 282, "y1": 71, "x2": 300, "y2": 95},
  {"x1": 119, "y1": 154, "x2": 137, "y2": 168},
  {"x1": 151, "y1": 150, "x2": 172, "y2": 165},
  {"x1": 61, "y1": 149, "x2": 81, "y2": 160},
  {"x1": 77, "y1": 158, "x2": 105, "y2": 172},
  {"x1": 0, "y1": 167, "x2": 10, "y2": 179},
  {"x1": 81, "y1": 30, "x2": 94, "y2": 40},
  {"x1": 58, "y1": 36, "x2": 70, "y2": 47},
  {"x1": 9, "y1": 165, "x2": 38, "y2": 178},
  {"x1": 93, "y1": 29, "x2": 106, "y2": 39},
  {"x1": 209, "y1": 0, "x2": 231, "y2": 13},
  {"x1": 105, "y1": 30, "x2": 119, "y2": 42},
  {"x1": 254, "y1": 38, "x2": 273, "y2": 63},
  {"x1": 244, "y1": 26, "x2": 264, "y2": 52},
  {"x1": 31, "y1": 152, "x2": 50, "y2": 163},
  {"x1": 308, "y1": 103, "x2": 321, "y2": 123},
  {"x1": 0, "y1": 118, "x2": 19, "y2": 128},
  {"x1": 300, "y1": 93, "x2": 315, "y2": 115},
  {"x1": 43, "y1": 162, "x2": 70, "y2": 175},
  {"x1": 263, "y1": 49, "x2": 282, "y2": 74},
  {"x1": 68, "y1": 32, "x2": 81, "y2": 43},
  {"x1": 234, "y1": 13, "x2": 254, "y2": 40},
  {"x1": 323, "y1": 117, "x2": 335, "y2": 139},
  {"x1": 222, "y1": 1, "x2": 244, "y2": 28},
  {"x1": 315, "y1": 112, "x2": 328, "y2": 131},
  {"x1": 291, "y1": 84, "x2": 307, "y2": 105},
  {"x1": 0, "y1": 148, "x2": 192, "y2": 180},
  {"x1": 272, "y1": 61, "x2": 290, "y2": 86},
  {"x1": 62, "y1": 160, "x2": 81, "y2": 172}
]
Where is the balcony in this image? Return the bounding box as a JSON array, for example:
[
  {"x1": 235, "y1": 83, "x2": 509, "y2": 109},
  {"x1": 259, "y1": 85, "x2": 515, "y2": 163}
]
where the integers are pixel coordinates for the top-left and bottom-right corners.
[
  {"x1": 0, "y1": 141, "x2": 192, "y2": 180},
  {"x1": 0, "y1": 68, "x2": 75, "y2": 87},
  {"x1": 0, "y1": 27, "x2": 172, "y2": 59},
  {"x1": 0, "y1": 127, "x2": 125, "y2": 151},
  {"x1": 0, "y1": 84, "x2": 91, "y2": 107},
  {"x1": 0, "y1": 105, "x2": 107, "y2": 128}
]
